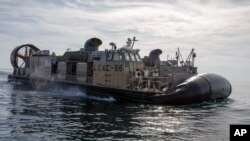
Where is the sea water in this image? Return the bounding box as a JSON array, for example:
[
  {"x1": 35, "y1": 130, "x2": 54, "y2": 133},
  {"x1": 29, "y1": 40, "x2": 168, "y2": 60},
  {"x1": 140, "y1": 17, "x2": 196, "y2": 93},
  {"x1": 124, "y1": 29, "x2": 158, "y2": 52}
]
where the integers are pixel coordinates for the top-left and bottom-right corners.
[{"x1": 0, "y1": 69, "x2": 249, "y2": 141}]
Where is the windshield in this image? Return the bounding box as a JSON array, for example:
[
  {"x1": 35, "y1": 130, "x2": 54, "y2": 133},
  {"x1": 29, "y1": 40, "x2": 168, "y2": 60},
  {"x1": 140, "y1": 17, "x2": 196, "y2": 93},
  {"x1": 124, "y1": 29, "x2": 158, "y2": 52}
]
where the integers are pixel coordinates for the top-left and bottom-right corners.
[
  {"x1": 135, "y1": 53, "x2": 141, "y2": 62},
  {"x1": 106, "y1": 53, "x2": 112, "y2": 61},
  {"x1": 129, "y1": 52, "x2": 136, "y2": 61},
  {"x1": 124, "y1": 52, "x2": 131, "y2": 61},
  {"x1": 113, "y1": 52, "x2": 122, "y2": 61}
]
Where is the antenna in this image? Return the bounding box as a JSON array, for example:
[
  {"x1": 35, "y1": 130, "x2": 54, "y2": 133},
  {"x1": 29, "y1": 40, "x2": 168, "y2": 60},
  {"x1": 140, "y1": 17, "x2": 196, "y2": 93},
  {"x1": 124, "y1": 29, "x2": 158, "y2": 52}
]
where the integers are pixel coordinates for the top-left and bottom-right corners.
[
  {"x1": 184, "y1": 48, "x2": 194, "y2": 66},
  {"x1": 177, "y1": 48, "x2": 184, "y2": 66},
  {"x1": 192, "y1": 49, "x2": 196, "y2": 67},
  {"x1": 131, "y1": 37, "x2": 138, "y2": 49},
  {"x1": 109, "y1": 42, "x2": 116, "y2": 50},
  {"x1": 176, "y1": 48, "x2": 179, "y2": 66},
  {"x1": 66, "y1": 48, "x2": 72, "y2": 52}
]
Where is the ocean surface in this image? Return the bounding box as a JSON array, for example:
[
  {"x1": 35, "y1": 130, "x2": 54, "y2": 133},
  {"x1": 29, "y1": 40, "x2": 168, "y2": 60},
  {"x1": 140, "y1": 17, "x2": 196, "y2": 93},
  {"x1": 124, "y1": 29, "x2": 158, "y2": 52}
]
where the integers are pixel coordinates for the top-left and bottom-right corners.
[{"x1": 0, "y1": 68, "x2": 249, "y2": 141}]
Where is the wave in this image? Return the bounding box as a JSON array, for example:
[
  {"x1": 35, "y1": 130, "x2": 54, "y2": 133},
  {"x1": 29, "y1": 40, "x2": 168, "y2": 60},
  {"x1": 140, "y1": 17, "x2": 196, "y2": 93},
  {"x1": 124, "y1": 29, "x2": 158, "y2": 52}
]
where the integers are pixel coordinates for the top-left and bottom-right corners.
[
  {"x1": 0, "y1": 69, "x2": 12, "y2": 76},
  {"x1": 12, "y1": 85, "x2": 116, "y2": 103},
  {"x1": 49, "y1": 86, "x2": 116, "y2": 102}
]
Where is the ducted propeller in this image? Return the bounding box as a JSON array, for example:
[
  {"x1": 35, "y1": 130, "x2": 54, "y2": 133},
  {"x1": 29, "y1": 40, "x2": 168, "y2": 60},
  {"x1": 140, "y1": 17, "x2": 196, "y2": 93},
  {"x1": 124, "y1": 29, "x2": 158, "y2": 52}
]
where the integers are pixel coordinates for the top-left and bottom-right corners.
[{"x1": 10, "y1": 44, "x2": 40, "y2": 68}]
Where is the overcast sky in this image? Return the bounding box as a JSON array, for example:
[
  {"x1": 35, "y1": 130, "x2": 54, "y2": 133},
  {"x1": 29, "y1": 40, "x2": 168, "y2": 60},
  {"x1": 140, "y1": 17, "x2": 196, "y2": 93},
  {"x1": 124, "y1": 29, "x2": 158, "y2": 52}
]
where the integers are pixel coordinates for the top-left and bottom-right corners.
[{"x1": 0, "y1": 0, "x2": 249, "y2": 81}]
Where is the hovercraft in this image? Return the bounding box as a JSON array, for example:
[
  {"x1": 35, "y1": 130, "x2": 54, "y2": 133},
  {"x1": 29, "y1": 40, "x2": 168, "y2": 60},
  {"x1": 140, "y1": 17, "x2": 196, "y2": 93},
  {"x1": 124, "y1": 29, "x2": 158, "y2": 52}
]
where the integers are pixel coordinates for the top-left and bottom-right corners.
[{"x1": 8, "y1": 37, "x2": 232, "y2": 105}]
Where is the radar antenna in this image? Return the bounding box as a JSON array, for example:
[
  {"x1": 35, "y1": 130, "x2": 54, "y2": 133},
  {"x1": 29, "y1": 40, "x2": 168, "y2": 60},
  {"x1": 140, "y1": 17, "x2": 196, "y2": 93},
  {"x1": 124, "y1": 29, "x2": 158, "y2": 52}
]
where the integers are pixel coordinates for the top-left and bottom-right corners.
[
  {"x1": 109, "y1": 42, "x2": 117, "y2": 50},
  {"x1": 131, "y1": 37, "x2": 138, "y2": 49}
]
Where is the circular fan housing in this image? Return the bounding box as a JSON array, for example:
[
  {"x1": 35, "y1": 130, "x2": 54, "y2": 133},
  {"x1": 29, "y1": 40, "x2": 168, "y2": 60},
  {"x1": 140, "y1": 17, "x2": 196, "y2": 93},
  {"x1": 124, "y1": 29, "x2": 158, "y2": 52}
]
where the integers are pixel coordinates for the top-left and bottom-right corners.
[{"x1": 10, "y1": 44, "x2": 40, "y2": 69}]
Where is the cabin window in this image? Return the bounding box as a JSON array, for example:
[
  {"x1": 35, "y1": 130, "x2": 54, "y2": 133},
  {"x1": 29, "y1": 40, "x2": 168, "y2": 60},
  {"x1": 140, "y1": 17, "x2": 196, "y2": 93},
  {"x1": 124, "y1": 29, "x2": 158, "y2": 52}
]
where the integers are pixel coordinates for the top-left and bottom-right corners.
[
  {"x1": 124, "y1": 52, "x2": 131, "y2": 61},
  {"x1": 129, "y1": 52, "x2": 136, "y2": 61},
  {"x1": 135, "y1": 53, "x2": 142, "y2": 62},
  {"x1": 91, "y1": 52, "x2": 102, "y2": 61},
  {"x1": 106, "y1": 53, "x2": 112, "y2": 61},
  {"x1": 113, "y1": 53, "x2": 122, "y2": 61},
  {"x1": 100, "y1": 53, "x2": 106, "y2": 61}
]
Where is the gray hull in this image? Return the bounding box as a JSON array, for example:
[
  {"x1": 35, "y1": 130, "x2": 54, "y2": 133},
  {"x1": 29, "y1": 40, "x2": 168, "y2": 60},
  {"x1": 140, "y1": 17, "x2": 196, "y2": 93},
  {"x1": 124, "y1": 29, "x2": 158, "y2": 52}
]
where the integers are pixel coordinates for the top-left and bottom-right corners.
[
  {"x1": 8, "y1": 73, "x2": 232, "y2": 105},
  {"x1": 150, "y1": 73, "x2": 232, "y2": 105}
]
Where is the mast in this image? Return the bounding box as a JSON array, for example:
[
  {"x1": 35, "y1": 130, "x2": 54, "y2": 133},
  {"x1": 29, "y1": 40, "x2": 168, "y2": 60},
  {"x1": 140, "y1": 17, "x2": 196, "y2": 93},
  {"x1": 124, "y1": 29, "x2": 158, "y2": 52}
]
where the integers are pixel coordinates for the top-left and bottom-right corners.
[{"x1": 131, "y1": 37, "x2": 138, "y2": 49}]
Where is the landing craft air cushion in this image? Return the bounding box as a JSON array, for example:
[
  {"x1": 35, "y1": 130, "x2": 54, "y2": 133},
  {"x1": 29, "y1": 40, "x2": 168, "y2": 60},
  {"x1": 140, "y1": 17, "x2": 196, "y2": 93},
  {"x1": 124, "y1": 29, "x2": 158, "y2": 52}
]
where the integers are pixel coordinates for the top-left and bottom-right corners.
[{"x1": 8, "y1": 37, "x2": 232, "y2": 105}]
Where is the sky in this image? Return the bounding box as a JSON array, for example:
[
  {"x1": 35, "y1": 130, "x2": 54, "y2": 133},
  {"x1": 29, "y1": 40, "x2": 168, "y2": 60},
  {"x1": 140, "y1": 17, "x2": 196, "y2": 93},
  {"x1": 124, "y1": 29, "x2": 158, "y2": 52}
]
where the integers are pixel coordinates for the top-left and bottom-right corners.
[{"x1": 0, "y1": 0, "x2": 249, "y2": 81}]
